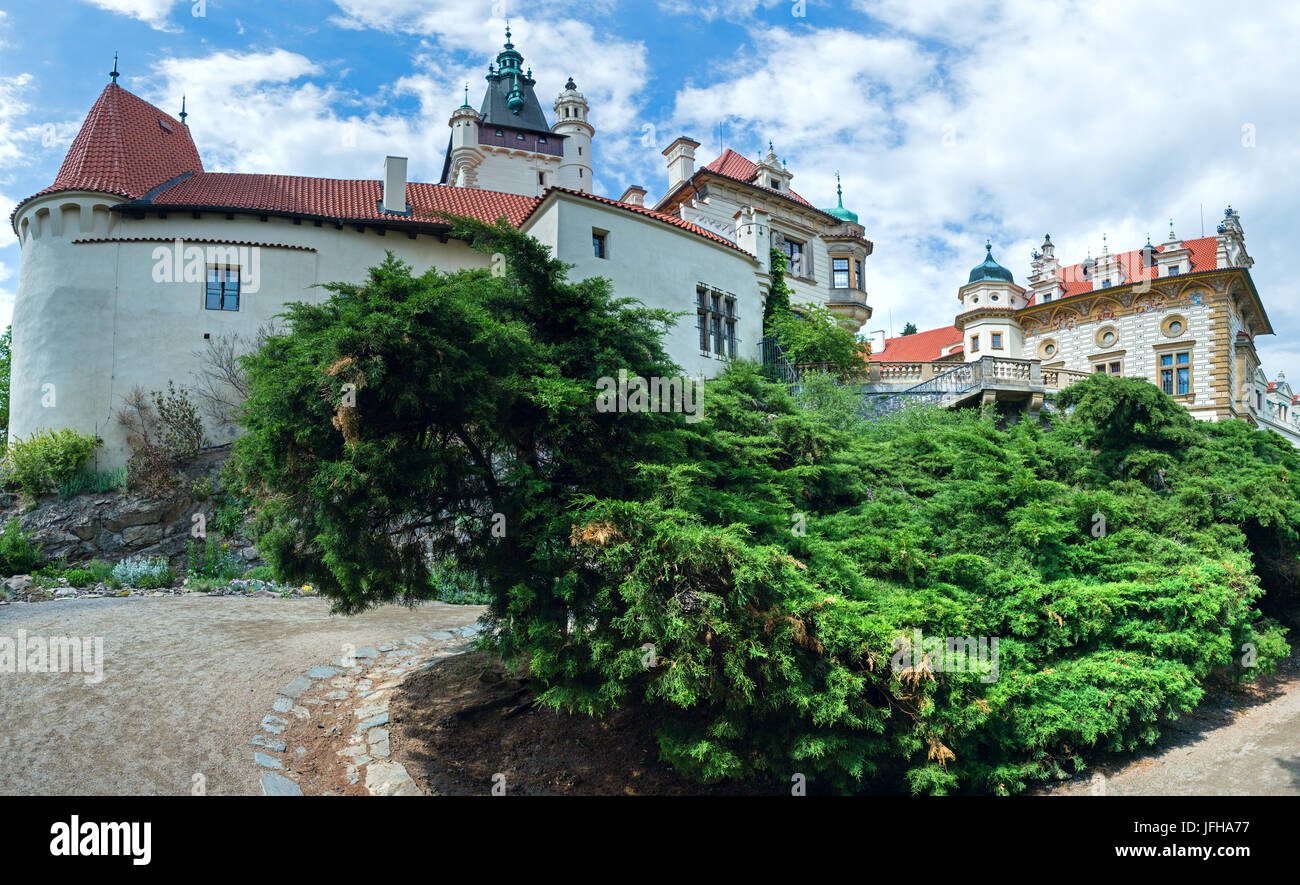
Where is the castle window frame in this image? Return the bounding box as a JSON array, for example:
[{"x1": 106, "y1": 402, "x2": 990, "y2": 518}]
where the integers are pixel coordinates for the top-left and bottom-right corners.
[
  {"x1": 990, "y1": 332, "x2": 1003, "y2": 350},
  {"x1": 205, "y1": 266, "x2": 240, "y2": 312},
  {"x1": 970, "y1": 334, "x2": 980, "y2": 353},
  {"x1": 782, "y1": 237, "x2": 805, "y2": 277},
  {"x1": 1155, "y1": 344, "x2": 1194, "y2": 398},
  {"x1": 592, "y1": 229, "x2": 609, "y2": 260},
  {"x1": 697, "y1": 287, "x2": 738, "y2": 358},
  {"x1": 832, "y1": 257, "x2": 850, "y2": 289},
  {"x1": 854, "y1": 259, "x2": 864, "y2": 291},
  {"x1": 1090, "y1": 350, "x2": 1125, "y2": 376}
]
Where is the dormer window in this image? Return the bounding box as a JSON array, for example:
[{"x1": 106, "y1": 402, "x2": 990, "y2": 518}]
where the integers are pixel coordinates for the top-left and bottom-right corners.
[
  {"x1": 517, "y1": 132, "x2": 526, "y2": 140},
  {"x1": 495, "y1": 129, "x2": 504, "y2": 137},
  {"x1": 1167, "y1": 265, "x2": 1181, "y2": 276},
  {"x1": 538, "y1": 137, "x2": 547, "y2": 144}
]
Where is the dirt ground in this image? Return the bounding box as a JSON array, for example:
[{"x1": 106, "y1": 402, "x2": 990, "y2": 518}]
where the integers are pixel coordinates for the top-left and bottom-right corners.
[
  {"x1": 387, "y1": 650, "x2": 1300, "y2": 797},
  {"x1": 0, "y1": 595, "x2": 482, "y2": 795},
  {"x1": 389, "y1": 651, "x2": 786, "y2": 796}
]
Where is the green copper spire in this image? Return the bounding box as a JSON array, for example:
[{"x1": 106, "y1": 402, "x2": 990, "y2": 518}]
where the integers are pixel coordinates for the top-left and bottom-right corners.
[
  {"x1": 968, "y1": 242, "x2": 1015, "y2": 284},
  {"x1": 823, "y1": 171, "x2": 859, "y2": 224}
]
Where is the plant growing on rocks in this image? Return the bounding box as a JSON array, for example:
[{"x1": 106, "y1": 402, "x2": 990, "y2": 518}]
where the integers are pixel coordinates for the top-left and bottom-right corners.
[
  {"x1": 4, "y1": 428, "x2": 103, "y2": 499},
  {"x1": 110, "y1": 555, "x2": 174, "y2": 590},
  {"x1": 0, "y1": 517, "x2": 42, "y2": 574}
]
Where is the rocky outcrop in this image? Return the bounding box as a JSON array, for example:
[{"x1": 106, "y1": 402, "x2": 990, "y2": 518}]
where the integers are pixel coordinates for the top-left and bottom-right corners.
[{"x1": 0, "y1": 446, "x2": 260, "y2": 569}]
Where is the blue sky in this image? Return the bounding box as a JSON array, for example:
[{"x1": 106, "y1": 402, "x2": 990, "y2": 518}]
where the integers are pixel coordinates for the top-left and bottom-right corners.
[{"x1": 3, "y1": 0, "x2": 1300, "y2": 375}]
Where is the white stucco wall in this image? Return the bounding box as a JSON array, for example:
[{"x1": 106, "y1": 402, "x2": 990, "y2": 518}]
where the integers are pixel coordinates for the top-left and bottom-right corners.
[
  {"x1": 523, "y1": 194, "x2": 764, "y2": 379},
  {"x1": 10, "y1": 192, "x2": 489, "y2": 467}
]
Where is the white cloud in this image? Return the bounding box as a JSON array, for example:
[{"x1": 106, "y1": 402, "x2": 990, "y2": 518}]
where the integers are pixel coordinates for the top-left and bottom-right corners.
[
  {"x1": 653, "y1": 0, "x2": 1300, "y2": 376},
  {"x1": 81, "y1": 0, "x2": 182, "y2": 31}
]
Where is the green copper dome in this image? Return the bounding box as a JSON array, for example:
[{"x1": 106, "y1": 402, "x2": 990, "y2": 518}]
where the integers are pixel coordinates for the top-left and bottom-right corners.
[
  {"x1": 823, "y1": 173, "x2": 859, "y2": 224},
  {"x1": 969, "y1": 243, "x2": 1015, "y2": 284}
]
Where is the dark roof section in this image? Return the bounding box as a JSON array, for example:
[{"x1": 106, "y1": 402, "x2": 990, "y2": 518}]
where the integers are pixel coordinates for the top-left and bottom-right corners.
[{"x1": 478, "y1": 30, "x2": 554, "y2": 136}]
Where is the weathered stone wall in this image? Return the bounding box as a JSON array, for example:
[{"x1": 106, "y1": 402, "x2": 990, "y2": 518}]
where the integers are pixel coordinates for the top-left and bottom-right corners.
[{"x1": 0, "y1": 446, "x2": 259, "y2": 569}]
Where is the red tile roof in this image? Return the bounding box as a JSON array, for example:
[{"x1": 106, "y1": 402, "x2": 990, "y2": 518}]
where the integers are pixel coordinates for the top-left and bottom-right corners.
[
  {"x1": 701, "y1": 149, "x2": 819, "y2": 210},
  {"x1": 526, "y1": 186, "x2": 754, "y2": 256},
  {"x1": 42, "y1": 83, "x2": 202, "y2": 201},
  {"x1": 1030, "y1": 237, "x2": 1222, "y2": 304},
  {"x1": 143, "y1": 173, "x2": 540, "y2": 226},
  {"x1": 870, "y1": 325, "x2": 962, "y2": 362}
]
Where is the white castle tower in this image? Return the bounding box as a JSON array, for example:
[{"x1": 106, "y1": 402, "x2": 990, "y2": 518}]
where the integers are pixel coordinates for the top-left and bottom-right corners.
[
  {"x1": 956, "y1": 243, "x2": 1028, "y2": 361},
  {"x1": 553, "y1": 77, "x2": 593, "y2": 192}
]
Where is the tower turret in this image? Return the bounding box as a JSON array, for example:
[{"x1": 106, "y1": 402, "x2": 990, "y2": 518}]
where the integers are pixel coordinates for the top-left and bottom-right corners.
[
  {"x1": 956, "y1": 243, "x2": 1027, "y2": 361},
  {"x1": 553, "y1": 76, "x2": 593, "y2": 193}
]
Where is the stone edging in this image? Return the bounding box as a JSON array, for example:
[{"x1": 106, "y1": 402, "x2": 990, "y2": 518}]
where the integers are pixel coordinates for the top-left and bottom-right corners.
[{"x1": 255, "y1": 623, "x2": 482, "y2": 796}]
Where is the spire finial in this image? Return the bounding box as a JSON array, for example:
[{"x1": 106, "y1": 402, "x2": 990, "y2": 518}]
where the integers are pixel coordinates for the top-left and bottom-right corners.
[
  {"x1": 1169, "y1": 217, "x2": 1176, "y2": 241},
  {"x1": 986, "y1": 239, "x2": 993, "y2": 256},
  {"x1": 179, "y1": 94, "x2": 188, "y2": 123},
  {"x1": 835, "y1": 171, "x2": 844, "y2": 208},
  {"x1": 110, "y1": 52, "x2": 119, "y2": 84},
  {"x1": 504, "y1": 21, "x2": 513, "y2": 49},
  {"x1": 462, "y1": 82, "x2": 470, "y2": 107}
]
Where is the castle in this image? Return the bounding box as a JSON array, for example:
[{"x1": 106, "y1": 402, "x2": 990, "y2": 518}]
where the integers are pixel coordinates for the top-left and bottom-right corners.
[
  {"x1": 868, "y1": 216, "x2": 1300, "y2": 446},
  {"x1": 7, "y1": 31, "x2": 1295, "y2": 466},
  {"x1": 7, "y1": 33, "x2": 870, "y2": 467}
]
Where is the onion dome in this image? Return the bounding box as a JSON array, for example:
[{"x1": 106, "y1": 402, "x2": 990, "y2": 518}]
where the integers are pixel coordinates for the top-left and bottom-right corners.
[{"x1": 968, "y1": 241, "x2": 1015, "y2": 284}]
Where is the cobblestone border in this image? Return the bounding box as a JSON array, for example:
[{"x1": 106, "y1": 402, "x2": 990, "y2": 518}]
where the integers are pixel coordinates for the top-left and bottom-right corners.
[{"x1": 254, "y1": 623, "x2": 482, "y2": 796}]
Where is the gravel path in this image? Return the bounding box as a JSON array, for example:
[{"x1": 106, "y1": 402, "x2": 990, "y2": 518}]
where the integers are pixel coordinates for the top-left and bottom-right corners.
[
  {"x1": 1045, "y1": 664, "x2": 1300, "y2": 796},
  {"x1": 0, "y1": 596, "x2": 483, "y2": 796}
]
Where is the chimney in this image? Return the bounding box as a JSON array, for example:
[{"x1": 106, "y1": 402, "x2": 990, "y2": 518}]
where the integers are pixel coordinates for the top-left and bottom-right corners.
[
  {"x1": 619, "y1": 185, "x2": 647, "y2": 207},
  {"x1": 382, "y1": 156, "x2": 408, "y2": 214},
  {"x1": 663, "y1": 136, "x2": 700, "y2": 194}
]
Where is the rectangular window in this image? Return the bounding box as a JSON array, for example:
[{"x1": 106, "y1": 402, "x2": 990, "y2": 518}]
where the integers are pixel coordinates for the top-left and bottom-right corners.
[
  {"x1": 970, "y1": 335, "x2": 980, "y2": 353},
  {"x1": 1159, "y1": 351, "x2": 1191, "y2": 395},
  {"x1": 697, "y1": 289, "x2": 737, "y2": 357},
  {"x1": 854, "y1": 260, "x2": 864, "y2": 291},
  {"x1": 1094, "y1": 361, "x2": 1123, "y2": 375},
  {"x1": 991, "y1": 332, "x2": 1003, "y2": 350},
  {"x1": 593, "y1": 230, "x2": 607, "y2": 259},
  {"x1": 832, "y1": 258, "x2": 850, "y2": 289},
  {"x1": 1167, "y1": 265, "x2": 1181, "y2": 276},
  {"x1": 205, "y1": 266, "x2": 240, "y2": 311},
  {"x1": 538, "y1": 172, "x2": 546, "y2": 186},
  {"x1": 697, "y1": 288, "x2": 709, "y2": 352},
  {"x1": 783, "y1": 239, "x2": 804, "y2": 277}
]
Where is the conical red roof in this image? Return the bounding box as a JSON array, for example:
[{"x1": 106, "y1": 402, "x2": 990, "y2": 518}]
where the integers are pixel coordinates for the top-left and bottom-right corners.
[{"x1": 44, "y1": 82, "x2": 203, "y2": 200}]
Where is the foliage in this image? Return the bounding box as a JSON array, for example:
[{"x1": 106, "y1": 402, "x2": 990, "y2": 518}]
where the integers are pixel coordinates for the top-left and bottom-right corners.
[
  {"x1": 190, "y1": 476, "x2": 214, "y2": 501},
  {"x1": 62, "y1": 568, "x2": 96, "y2": 588},
  {"x1": 152, "y1": 381, "x2": 206, "y2": 462},
  {"x1": 901, "y1": 323, "x2": 918, "y2": 336},
  {"x1": 186, "y1": 536, "x2": 246, "y2": 581},
  {"x1": 117, "y1": 382, "x2": 205, "y2": 494},
  {"x1": 763, "y1": 248, "x2": 793, "y2": 334},
  {"x1": 429, "y1": 558, "x2": 493, "y2": 605},
  {"x1": 771, "y1": 302, "x2": 870, "y2": 377},
  {"x1": 0, "y1": 516, "x2": 42, "y2": 574},
  {"x1": 231, "y1": 216, "x2": 679, "y2": 610},
  {"x1": 58, "y1": 467, "x2": 127, "y2": 499},
  {"x1": 247, "y1": 565, "x2": 276, "y2": 582},
  {"x1": 5, "y1": 428, "x2": 103, "y2": 499},
  {"x1": 110, "y1": 555, "x2": 174, "y2": 589},
  {"x1": 80, "y1": 559, "x2": 116, "y2": 586},
  {"x1": 232, "y1": 229, "x2": 1293, "y2": 795}
]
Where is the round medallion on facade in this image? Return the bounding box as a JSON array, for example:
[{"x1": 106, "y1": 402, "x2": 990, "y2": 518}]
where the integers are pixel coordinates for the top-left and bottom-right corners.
[
  {"x1": 1038, "y1": 338, "x2": 1060, "y2": 360},
  {"x1": 1095, "y1": 325, "x2": 1119, "y2": 348},
  {"x1": 1162, "y1": 314, "x2": 1188, "y2": 338}
]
